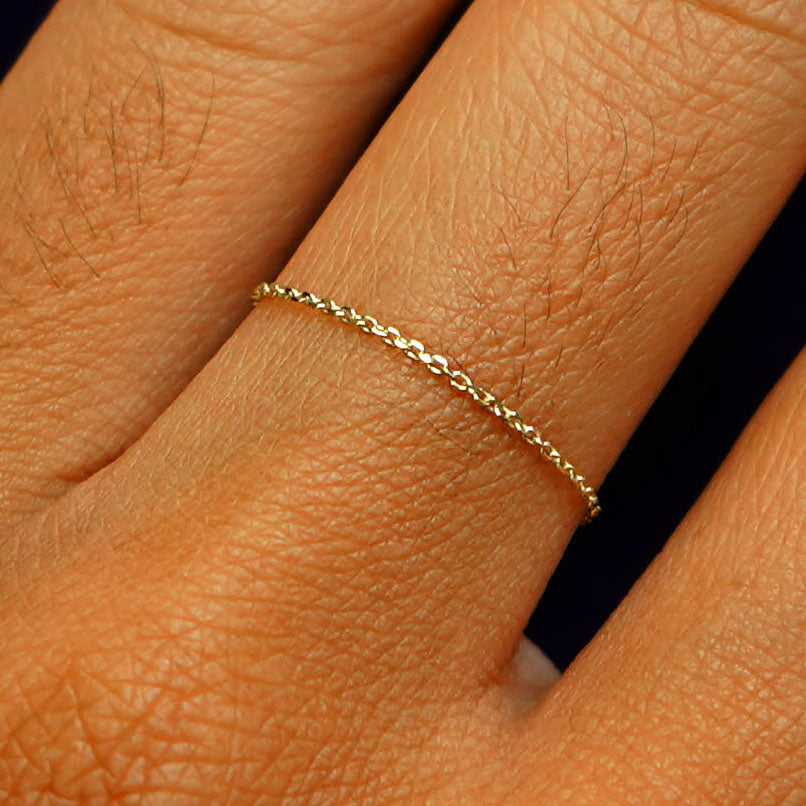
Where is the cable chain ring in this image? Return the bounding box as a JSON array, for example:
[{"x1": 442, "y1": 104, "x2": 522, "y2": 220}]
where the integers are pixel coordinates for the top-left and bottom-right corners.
[{"x1": 252, "y1": 281, "x2": 601, "y2": 523}]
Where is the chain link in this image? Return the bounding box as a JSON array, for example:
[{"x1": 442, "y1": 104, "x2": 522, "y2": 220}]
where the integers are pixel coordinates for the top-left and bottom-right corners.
[{"x1": 252, "y1": 281, "x2": 601, "y2": 523}]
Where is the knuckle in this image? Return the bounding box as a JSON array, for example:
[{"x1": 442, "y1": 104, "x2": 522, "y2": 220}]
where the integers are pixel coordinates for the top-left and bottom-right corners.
[
  {"x1": 0, "y1": 558, "x2": 464, "y2": 804},
  {"x1": 0, "y1": 629, "x2": 218, "y2": 800},
  {"x1": 0, "y1": 496, "x2": 475, "y2": 803},
  {"x1": 0, "y1": 610, "x2": 286, "y2": 802}
]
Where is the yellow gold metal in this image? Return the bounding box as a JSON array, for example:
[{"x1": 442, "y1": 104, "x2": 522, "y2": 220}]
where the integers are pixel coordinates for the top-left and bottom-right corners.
[{"x1": 252, "y1": 281, "x2": 601, "y2": 523}]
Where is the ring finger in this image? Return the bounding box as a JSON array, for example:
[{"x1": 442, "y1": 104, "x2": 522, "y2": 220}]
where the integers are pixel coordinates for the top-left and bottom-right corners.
[{"x1": 109, "y1": 0, "x2": 806, "y2": 669}]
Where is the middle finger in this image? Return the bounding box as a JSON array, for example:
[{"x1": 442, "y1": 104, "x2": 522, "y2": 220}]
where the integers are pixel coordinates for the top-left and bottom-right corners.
[{"x1": 0, "y1": 0, "x2": 464, "y2": 522}]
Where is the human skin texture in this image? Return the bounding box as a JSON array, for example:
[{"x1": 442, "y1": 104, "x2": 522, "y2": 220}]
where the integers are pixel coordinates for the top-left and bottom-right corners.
[{"x1": 0, "y1": 0, "x2": 804, "y2": 803}]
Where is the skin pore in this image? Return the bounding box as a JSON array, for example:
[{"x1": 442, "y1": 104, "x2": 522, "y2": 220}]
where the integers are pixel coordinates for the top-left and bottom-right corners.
[{"x1": 0, "y1": 0, "x2": 804, "y2": 802}]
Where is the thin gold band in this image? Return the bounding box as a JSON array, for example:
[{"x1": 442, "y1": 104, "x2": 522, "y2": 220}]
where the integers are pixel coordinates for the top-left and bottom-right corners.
[{"x1": 252, "y1": 282, "x2": 601, "y2": 523}]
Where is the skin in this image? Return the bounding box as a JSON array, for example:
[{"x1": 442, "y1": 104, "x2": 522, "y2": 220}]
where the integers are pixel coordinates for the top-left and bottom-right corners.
[{"x1": 0, "y1": 0, "x2": 804, "y2": 803}]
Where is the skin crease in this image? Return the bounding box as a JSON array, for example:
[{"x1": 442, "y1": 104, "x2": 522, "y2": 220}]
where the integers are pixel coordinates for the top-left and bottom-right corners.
[{"x1": 0, "y1": 0, "x2": 804, "y2": 804}]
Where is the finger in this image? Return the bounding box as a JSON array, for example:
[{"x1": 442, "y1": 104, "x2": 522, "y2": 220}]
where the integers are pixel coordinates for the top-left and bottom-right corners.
[
  {"x1": 0, "y1": 0, "x2": 463, "y2": 521},
  {"x1": 510, "y1": 348, "x2": 806, "y2": 805},
  {"x1": 2, "y1": 0, "x2": 806, "y2": 796},
  {"x1": 69, "y1": 0, "x2": 805, "y2": 670},
  {"x1": 20, "y1": 0, "x2": 805, "y2": 659}
]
